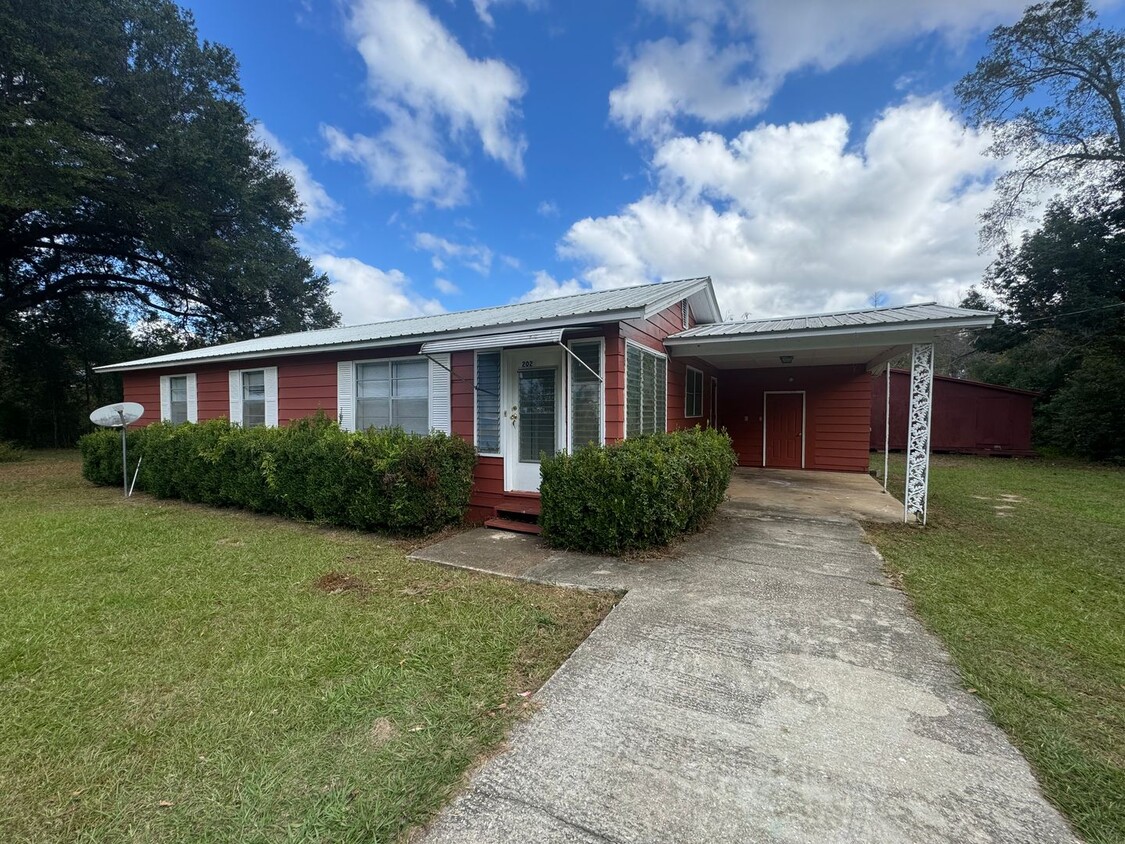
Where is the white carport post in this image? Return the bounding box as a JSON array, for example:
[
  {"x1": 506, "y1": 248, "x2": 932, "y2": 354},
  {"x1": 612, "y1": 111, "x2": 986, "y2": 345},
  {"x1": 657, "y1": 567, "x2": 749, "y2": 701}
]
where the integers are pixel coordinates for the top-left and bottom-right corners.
[{"x1": 904, "y1": 342, "x2": 934, "y2": 524}]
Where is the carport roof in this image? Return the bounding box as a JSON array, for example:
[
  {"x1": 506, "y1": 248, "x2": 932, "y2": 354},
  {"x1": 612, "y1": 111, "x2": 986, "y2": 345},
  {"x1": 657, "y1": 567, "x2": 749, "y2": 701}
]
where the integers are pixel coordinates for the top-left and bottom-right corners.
[
  {"x1": 668, "y1": 302, "x2": 994, "y2": 338},
  {"x1": 664, "y1": 302, "x2": 996, "y2": 370}
]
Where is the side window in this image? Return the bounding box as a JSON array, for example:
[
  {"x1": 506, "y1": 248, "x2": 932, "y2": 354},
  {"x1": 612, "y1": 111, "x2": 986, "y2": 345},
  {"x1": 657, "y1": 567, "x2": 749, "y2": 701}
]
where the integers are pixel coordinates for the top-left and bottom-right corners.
[
  {"x1": 685, "y1": 367, "x2": 703, "y2": 418},
  {"x1": 475, "y1": 352, "x2": 501, "y2": 453},
  {"x1": 569, "y1": 340, "x2": 602, "y2": 450},
  {"x1": 242, "y1": 370, "x2": 266, "y2": 428},
  {"x1": 169, "y1": 376, "x2": 189, "y2": 424},
  {"x1": 625, "y1": 344, "x2": 667, "y2": 437}
]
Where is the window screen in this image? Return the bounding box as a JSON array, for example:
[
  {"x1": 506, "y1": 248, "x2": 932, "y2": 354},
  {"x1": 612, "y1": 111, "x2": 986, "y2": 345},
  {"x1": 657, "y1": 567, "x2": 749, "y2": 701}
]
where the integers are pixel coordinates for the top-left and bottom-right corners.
[
  {"x1": 569, "y1": 340, "x2": 602, "y2": 450},
  {"x1": 626, "y1": 344, "x2": 667, "y2": 437},
  {"x1": 685, "y1": 367, "x2": 703, "y2": 418},
  {"x1": 356, "y1": 359, "x2": 430, "y2": 435},
  {"x1": 242, "y1": 370, "x2": 266, "y2": 428},
  {"x1": 518, "y1": 368, "x2": 556, "y2": 462},
  {"x1": 475, "y1": 352, "x2": 501, "y2": 453},
  {"x1": 169, "y1": 376, "x2": 189, "y2": 424}
]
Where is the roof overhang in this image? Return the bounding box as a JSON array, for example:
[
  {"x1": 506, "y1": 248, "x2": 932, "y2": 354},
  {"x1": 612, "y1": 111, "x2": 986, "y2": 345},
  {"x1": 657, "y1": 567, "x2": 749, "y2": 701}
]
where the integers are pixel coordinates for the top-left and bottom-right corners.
[
  {"x1": 642, "y1": 278, "x2": 722, "y2": 324},
  {"x1": 665, "y1": 316, "x2": 995, "y2": 371}
]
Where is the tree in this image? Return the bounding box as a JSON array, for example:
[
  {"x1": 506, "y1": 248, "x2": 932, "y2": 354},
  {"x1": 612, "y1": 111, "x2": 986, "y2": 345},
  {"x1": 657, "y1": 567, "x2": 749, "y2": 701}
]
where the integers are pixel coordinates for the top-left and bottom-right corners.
[
  {"x1": 957, "y1": 0, "x2": 1125, "y2": 245},
  {"x1": 0, "y1": 0, "x2": 338, "y2": 339}
]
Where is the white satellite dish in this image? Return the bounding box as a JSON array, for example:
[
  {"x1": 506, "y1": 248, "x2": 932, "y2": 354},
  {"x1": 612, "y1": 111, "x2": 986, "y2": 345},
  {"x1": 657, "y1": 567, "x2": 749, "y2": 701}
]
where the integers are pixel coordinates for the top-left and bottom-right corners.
[{"x1": 89, "y1": 402, "x2": 145, "y2": 497}]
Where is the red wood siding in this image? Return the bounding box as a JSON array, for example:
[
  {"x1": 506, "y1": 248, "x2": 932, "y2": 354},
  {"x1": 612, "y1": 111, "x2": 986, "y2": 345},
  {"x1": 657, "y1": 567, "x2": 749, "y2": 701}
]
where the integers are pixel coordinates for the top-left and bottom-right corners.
[
  {"x1": 871, "y1": 369, "x2": 1036, "y2": 456},
  {"x1": 719, "y1": 365, "x2": 873, "y2": 472},
  {"x1": 615, "y1": 300, "x2": 718, "y2": 438}
]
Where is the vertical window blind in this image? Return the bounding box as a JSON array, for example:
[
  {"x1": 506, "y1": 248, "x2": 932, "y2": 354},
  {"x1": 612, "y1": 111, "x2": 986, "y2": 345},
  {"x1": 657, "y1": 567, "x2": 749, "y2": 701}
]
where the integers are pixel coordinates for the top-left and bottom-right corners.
[
  {"x1": 475, "y1": 352, "x2": 501, "y2": 453},
  {"x1": 569, "y1": 340, "x2": 602, "y2": 449},
  {"x1": 626, "y1": 344, "x2": 666, "y2": 437}
]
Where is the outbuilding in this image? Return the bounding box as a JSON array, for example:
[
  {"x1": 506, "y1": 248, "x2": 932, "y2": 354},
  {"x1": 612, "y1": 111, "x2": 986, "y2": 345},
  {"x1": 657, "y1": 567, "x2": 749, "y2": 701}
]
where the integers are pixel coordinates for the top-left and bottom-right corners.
[{"x1": 95, "y1": 278, "x2": 995, "y2": 525}]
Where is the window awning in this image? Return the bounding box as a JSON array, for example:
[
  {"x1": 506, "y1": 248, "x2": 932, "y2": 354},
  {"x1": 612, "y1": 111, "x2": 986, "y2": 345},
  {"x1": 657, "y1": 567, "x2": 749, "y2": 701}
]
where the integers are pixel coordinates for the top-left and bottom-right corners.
[{"x1": 419, "y1": 328, "x2": 566, "y2": 354}]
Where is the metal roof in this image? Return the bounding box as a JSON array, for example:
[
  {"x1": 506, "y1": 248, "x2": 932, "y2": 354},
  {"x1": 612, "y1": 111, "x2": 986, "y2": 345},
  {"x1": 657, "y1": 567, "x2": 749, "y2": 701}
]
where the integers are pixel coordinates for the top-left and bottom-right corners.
[
  {"x1": 668, "y1": 302, "x2": 995, "y2": 339},
  {"x1": 96, "y1": 277, "x2": 717, "y2": 373},
  {"x1": 419, "y1": 328, "x2": 565, "y2": 354}
]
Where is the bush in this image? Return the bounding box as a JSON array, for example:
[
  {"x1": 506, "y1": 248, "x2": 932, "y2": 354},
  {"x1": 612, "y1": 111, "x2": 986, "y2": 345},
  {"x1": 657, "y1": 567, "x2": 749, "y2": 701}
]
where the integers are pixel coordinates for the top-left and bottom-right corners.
[
  {"x1": 0, "y1": 440, "x2": 25, "y2": 463},
  {"x1": 540, "y1": 427, "x2": 737, "y2": 554},
  {"x1": 79, "y1": 413, "x2": 478, "y2": 535}
]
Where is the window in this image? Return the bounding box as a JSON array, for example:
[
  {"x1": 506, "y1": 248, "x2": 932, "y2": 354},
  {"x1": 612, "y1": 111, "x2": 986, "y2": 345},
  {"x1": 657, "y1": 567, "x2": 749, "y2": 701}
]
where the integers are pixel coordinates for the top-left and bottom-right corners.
[
  {"x1": 160, "y1": 373, "x2": 196, "y2": 423},
  {"x1": 710, "y1": 376, "x2": 719, "y2": 428},
  {"x1": 475, "y1": 352, "x2": 501, "y2": 454},
  {"x1": 569, "y1": 339, "x2": 602, "y2": 450},
  {"x1": 625, "y1": 343, "x2": 667, "y2": 437},
  {"x1": 242, "y1": 369, "x2": 266, "y2": 428},
  {"x1": 356, "y1": 358, "x2": 429, "y2": 435},
  {"x1": 169, "y1": 376, "x2": 189, "y2": 424},
  {"x1": 681, "y1": 300, "x2": 689, "y2": 329},
  {"x1": 685, "y1": 366, "x2": 704, "y2": 418}
]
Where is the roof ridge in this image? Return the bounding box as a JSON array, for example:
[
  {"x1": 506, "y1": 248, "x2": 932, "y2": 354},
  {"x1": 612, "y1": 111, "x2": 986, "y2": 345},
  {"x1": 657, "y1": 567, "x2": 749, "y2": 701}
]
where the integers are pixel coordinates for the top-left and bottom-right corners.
[{"x1": 720, "y1": 301, "x2": 942, "y2": 326}]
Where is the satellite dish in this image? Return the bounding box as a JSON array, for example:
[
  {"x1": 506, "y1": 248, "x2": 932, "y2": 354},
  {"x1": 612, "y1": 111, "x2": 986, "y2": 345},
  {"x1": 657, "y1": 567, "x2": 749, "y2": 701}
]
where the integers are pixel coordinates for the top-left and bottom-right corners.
[
  {"x1": 90, "y1": 402, "x2": 145, "y2": 428},
  {"x1": 89, "y1": 402, "x2": 145, "y2": 497}
]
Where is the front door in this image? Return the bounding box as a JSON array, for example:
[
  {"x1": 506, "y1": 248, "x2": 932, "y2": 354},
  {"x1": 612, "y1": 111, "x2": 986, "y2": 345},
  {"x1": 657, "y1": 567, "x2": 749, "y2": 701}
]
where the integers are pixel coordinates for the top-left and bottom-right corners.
[
  {"x1": 502, "y1": 347, "x2": 563, "y2": 492},
  {"x1": 764, "y1": 392, "x2": 804, "y2": 468}
]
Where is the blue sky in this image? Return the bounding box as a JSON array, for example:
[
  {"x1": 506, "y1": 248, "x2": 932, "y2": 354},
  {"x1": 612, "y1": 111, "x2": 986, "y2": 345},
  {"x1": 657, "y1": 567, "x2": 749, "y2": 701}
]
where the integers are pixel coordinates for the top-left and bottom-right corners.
[{"x1": 182, "y1": 0, "x2": 1123, "y2": 324}]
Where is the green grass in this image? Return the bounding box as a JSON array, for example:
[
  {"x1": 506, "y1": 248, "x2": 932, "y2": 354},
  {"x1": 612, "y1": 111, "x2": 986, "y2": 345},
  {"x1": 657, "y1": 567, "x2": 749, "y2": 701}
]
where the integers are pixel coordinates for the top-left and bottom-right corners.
[
  {"x1": 868, "y1": 453, "x2": 1125, "y2": 843},
  {"x1": 0, "y1": 451, "x2": 616, "y2": 843}
]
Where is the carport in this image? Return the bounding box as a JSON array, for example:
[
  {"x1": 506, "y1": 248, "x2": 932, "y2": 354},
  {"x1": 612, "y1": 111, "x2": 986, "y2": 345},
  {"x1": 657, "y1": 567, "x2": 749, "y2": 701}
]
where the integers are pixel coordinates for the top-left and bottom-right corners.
[{"x1": 664, "y1": 302, "x2": 996, "y2": 523}]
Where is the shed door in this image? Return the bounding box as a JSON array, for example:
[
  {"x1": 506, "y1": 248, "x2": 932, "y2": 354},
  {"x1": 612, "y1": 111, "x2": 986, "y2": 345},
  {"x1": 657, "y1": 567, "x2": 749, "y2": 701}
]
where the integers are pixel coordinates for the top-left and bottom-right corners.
[{"x1": 764, "y1": 392, "x2": 804, "y2": 469}]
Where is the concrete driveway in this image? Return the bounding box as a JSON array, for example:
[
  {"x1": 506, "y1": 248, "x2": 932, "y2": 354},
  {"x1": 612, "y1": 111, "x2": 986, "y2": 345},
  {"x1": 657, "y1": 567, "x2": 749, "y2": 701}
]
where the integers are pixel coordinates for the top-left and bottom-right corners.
[{"x1": 410, "y1": 473, "x2": 1076, "y2": 843}]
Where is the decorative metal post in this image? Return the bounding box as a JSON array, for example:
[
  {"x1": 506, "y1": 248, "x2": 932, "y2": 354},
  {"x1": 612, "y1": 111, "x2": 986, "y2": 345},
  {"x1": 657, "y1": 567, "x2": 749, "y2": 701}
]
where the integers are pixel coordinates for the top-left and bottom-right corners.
[{"x1": 904, "y1": 342, "x2": 934, "y2": 524}]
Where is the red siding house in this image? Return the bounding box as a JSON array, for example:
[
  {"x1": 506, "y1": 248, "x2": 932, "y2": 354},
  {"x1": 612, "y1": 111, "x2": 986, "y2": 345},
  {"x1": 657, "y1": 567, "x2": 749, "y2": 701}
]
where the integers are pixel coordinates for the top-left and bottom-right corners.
[
  {"x1": 96, "y1": 278, "x2": 995, "y2": 524},
  {"x1": 871, "y1": 369, "x2": 1038, "y2": 456}
]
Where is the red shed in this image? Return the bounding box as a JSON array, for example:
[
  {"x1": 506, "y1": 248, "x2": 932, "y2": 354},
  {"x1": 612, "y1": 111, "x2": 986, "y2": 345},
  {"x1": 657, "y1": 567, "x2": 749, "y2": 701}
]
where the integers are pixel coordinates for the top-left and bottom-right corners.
[{"x1": 871, "y1": 369, "x2": 1038, "y2": 456}]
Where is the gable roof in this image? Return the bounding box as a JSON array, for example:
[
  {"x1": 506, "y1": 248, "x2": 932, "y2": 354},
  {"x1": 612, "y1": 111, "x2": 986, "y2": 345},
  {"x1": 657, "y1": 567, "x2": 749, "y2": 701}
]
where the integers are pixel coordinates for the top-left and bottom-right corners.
[
  {"x1": 96, "y1": 277, "x2": 720, "y2": 373},
  {"x1": 667, "y1": 302, "x2": 994, "y2": 340}
]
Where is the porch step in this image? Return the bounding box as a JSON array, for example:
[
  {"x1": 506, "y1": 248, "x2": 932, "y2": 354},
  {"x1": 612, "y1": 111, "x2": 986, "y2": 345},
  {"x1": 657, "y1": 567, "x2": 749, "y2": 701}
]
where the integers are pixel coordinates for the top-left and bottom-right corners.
[{"x1": 484, "y1": 517, "x2": 543, "y2": 535}]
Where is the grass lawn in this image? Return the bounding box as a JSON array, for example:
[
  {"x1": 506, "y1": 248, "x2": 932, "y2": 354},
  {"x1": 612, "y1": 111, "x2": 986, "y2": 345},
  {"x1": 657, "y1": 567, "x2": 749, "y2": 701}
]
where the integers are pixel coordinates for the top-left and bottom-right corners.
[
  {"x1": 0, "y1": 451, "x2": 616, "y2": 843},
  {"x1": 868, "y1": 453, "x2": 1125, "y2": 844}
]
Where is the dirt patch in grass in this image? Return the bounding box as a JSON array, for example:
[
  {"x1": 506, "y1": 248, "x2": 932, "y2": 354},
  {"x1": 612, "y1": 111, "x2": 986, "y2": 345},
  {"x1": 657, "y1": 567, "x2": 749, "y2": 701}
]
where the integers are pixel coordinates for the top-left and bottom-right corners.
[{"x1": 313, "y1": 570, "x2": 371, "y2": 596}]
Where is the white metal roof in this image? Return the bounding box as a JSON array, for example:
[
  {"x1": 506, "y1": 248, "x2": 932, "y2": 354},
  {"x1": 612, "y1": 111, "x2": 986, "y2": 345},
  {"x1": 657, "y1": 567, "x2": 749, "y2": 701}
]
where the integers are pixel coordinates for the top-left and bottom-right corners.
[
  {"x1": 668, "y1": 302, "x2": 994, "y2": 339},
  {"x1": 420, "y1": 328, "x2": 565, "y2": 354},
  {"x1": 96, "y1": 277, "x2": 718, "y2": 373}
]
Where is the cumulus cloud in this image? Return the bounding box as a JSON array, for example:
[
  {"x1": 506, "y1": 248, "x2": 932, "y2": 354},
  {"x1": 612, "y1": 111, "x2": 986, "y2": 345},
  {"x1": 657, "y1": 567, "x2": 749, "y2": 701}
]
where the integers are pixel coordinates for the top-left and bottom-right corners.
[
  {"x1": 521, "y1": 270, "x2": 588, "y2": 301},
  {"x1": 414, "y1": 232, "x2": 493, "y2": 275},
  {"x1": 556, "y1": 99, "x2": 1002, "y2": 317},
  {"x1": 612, "y1": 0, "x2": 1031, "y2": 138},
  {"x1": 434, "y1": 277, "x2": 461, "y2": 295},
  {"x1": 313, "y1": 254, "x2": 444, "y2": 324},
  {"x1": 254, "y1": 124, "x2": 340, "y2": 222},
  {"x1": 322, "y1": 0, "x2": 527, "y2": 205}
]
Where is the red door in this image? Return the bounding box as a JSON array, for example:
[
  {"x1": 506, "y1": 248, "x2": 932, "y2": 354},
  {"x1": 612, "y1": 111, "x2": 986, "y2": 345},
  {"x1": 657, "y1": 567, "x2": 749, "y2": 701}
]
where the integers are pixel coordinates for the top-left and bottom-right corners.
[{"x1": 765, "y1": 393, "x2": 803, "y2": 468}]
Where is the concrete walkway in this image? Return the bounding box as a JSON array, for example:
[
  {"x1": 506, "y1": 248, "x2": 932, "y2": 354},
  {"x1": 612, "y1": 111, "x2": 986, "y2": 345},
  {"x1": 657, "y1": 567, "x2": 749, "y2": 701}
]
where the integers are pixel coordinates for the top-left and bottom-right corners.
[{"x1": 410, "y1": 482, "x2": 1076, "y2": 842}]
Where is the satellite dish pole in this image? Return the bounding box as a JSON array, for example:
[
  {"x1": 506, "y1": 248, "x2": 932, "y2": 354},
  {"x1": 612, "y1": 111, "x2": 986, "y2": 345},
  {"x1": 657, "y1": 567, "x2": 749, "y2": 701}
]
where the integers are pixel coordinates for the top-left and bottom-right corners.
[{"x1": 89, "y1": 402, "x2": 145, "y2": 497}]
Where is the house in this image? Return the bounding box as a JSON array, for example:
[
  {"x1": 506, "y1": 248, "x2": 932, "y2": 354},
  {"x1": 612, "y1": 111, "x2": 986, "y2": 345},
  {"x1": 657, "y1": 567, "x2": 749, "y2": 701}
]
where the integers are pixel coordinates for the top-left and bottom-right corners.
[
  {"x1": 872, "y1": 369, "x2": 1037, "y2": 456},
  {"x1": 95, "y1": 277, "x2": 996, "y2": 524}
]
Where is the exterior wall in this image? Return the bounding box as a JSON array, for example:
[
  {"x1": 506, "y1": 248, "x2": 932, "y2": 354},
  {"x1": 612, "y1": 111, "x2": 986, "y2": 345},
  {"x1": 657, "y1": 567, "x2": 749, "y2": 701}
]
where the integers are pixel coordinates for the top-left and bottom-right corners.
[
  {"x1": 719, "y1": 364, "x2": 873, "y2": 472},
  {"x1": 612, "y1": 300, "x2": 717, "y2": 442},
  {"x1": 871, "y1": 369, "x2": 1036, "y2": 456}
]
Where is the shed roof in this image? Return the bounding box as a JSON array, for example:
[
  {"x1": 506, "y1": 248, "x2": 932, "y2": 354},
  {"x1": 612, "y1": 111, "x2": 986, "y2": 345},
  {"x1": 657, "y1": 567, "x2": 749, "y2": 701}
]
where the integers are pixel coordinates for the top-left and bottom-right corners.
[
  {"x1": 669, "y1": 302, "x2": 993, "y2": 339},
  {"x1": 96, "y1": 276, "x2": 718, "y2": 373}
]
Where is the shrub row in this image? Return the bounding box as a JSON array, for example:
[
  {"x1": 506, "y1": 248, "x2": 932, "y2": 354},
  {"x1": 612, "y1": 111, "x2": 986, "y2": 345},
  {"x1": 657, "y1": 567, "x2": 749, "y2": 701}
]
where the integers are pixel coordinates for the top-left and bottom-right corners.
[
  {"x1": 539, "y1": 427, "x2": 737, "y2": 554},
  {"x1": 79, "y1": 414, "x2": 477, "y2": 534}
]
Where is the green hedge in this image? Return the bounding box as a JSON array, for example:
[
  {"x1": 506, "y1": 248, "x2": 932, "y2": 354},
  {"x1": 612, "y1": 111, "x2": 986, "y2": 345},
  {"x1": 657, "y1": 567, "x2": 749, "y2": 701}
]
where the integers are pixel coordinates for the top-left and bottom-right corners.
[
  {"x1": 539, "y1": 427, "x2": 737, "y2": 554},
  {"x1": 79, "y1": 414, "x2": 477, "y2": 534}
]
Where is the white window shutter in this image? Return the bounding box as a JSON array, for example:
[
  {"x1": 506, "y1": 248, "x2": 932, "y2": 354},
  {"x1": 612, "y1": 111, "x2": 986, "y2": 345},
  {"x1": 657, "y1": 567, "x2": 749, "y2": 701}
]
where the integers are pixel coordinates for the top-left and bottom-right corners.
[
  {"x1": 159, "y1": 375, "x2": 171, "y2": 422},
  {"x1": 264, "y1": 366, "x2": 279, "y2": 428},
  {"x1": 228, "y1": 370, "x2": 242, "y2": 425},
  {"x1": 186, "y1": 373, "x2": 198, "y2": 423},
  {"x1": 337, "y1": 361, "x2": 355, "y2": 432},
  {"x1": 428, "y1": 353, "x2": 451, "y2": 434}
]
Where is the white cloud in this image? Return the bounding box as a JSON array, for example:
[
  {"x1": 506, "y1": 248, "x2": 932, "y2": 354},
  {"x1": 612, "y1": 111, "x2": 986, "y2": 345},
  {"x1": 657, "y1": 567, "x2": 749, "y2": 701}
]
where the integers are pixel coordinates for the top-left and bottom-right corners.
[
  {"x1": 254, "y1": 124, "x2": 340, "y2": 222},
  {"x1": 521, "y1": 270, "x2": 588, "y2": 301},
  {"x1": 472, "y1": 0, "x2": 539, "y2": 28},
  {"x1": 323, "y1": 0, "x2": 527, "y2": 205},
  {"x1": 557, "y1": 99, "x2": 1001, "y2": 317},
  {"x1": 537, "y1": 200, "x2": 559, "y2": 217},
  {"x1": 434, "y1": 277, "x2": 461, "y2": 295},
  {"x1": 322, "y1": 118, "x2": 469, "y2": 208},
  {"x1": 613, "y1": 0, "x2": 1031, "y2": 138},
  {"x1": 313, "y1": 254, "x2": 444, "y2": 324},
  {"x1": 414, "y1": 231, "x2": 493, "y2": 275}
]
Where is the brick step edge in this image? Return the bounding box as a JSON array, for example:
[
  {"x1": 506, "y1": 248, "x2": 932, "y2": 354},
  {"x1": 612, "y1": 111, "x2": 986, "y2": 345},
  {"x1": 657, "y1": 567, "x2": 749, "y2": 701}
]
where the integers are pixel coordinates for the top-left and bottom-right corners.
[{"x1": 484, "y1": 517, "x2": 543, "y2": 535}]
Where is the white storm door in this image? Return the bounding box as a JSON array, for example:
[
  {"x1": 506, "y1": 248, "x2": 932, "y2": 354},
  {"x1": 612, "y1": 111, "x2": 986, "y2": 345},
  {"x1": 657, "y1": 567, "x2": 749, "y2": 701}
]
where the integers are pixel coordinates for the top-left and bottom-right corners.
[{"x1": 502, "y1": 347, "x2": 564, "y2": 492}]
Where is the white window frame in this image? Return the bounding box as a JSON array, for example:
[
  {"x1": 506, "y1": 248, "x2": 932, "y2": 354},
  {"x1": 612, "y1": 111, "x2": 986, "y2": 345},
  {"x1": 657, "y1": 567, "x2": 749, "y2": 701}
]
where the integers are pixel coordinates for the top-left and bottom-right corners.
[
  {"x1": 474, "y1": 349, "x2": 502, "y2": 456},
  {"x1": 623, "y1": 339, "x2": 668, "y2": 439},
  {"x1": 685, "y1": 365, "x2": 704, "y2": 418},
  {"x1": 566, "y1": 337, "x2": 605, "y2": 451},
  {"x1": 228, "y1": 367, "x2": 278, "y2": 428},
  {"x1": 351, "y1": 355, "x2": 433, "y2": 435},
  {"x1": 159, "y1": 373, "x2": 197, "y2": 424},
  {"x1": 762, "y1": 390, "x2": 806, "y2": 469}
]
